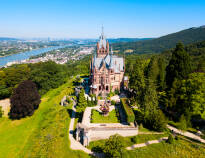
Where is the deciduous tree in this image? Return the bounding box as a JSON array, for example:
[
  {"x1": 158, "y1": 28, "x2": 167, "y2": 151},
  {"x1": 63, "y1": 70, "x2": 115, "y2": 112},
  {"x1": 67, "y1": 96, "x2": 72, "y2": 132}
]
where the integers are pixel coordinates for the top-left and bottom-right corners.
[{"x1": 9, "y1": 80, "x2": 41, "y2": 119}]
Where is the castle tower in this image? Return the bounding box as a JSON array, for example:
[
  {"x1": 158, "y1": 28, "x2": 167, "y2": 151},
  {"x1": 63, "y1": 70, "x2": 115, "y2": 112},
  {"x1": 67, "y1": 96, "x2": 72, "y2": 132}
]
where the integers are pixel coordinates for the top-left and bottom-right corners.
[{"x1": 97, "y1": 26, "x2": 109, "y2": 57}]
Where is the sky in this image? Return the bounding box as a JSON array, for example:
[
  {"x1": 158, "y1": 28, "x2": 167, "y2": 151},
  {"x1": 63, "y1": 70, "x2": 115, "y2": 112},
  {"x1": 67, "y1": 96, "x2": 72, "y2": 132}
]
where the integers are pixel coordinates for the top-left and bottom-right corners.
[{"x1": 0, "y1": 0, "x2": 205, "y2": 38}]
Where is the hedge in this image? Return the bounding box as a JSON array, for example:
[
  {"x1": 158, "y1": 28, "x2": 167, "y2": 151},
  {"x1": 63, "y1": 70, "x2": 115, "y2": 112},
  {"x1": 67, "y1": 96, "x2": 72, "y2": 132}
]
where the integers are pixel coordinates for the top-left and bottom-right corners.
[{"x1": 120, "y1": 98, "x2": 135, "y2": 123}]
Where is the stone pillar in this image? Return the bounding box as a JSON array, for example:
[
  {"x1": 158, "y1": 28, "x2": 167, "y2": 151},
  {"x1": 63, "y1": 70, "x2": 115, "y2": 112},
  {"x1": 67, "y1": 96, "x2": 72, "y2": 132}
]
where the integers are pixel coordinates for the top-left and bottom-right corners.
[
  {"x1": 76, "y1": 128, "x2": 79, "y2": 141},
  {"x1": 83, "y1": 130, "x2": 90, "y2": 147}
]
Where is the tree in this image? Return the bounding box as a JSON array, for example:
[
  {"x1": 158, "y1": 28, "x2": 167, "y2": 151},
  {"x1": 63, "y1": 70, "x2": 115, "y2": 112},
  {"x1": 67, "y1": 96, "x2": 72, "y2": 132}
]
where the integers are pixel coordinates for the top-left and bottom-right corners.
[
  {"x1": 9, "y1": 80, "x2": 41, "y2": 119},
  {"x1": 157, "y1": 57, "x2": 166, "y2": 91},
  {"x1": 146, "y1": 56, "x2": 159, "y2": 84},
  {"x1": 177, "y1": 114, "x2": 187, "y2": 131},
  {"x1": 29, "y1": 61, "x2": 66, "y2": 95},
  {"x1": 166, "y1": 43, "x2": 192, "y2": 89},
  {"x1": 146, "y1": 56, "x2": 166, "y2": 91},
  {"x1": 166, "y1": 73, "x2": 205, "y2": 121},
  {"x1": 143, "y1": 81, "x2": 167, "y2": 131},
  {"x1": 180, "y1": 73, "x2": 205, "y2": 119},
  {"x1": 142, "y1": 80, "x2": 158, "y2": 117},
  {"x1": 0, "y1": 85, "x2": 10, "y2": 99},
  {"x1": 103, "y1": 134, "x2": 125, "y2": 157},
  {"x1": 129, "y1": 60, "x2": 145, "y2": 106},
  {"x1": 77, "y1": 89, "x2": 87, "y2": 112}
]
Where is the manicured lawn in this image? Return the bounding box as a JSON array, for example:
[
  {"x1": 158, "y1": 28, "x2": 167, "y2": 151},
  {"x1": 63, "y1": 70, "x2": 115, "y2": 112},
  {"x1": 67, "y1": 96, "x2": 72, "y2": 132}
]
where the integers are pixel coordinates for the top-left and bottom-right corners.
[
  {"x1": 91, "y1": 109, "x2": 120, "y2": 123},
  {"x1": 0, "y1": 79, "x2": 89, "y2": 158}
]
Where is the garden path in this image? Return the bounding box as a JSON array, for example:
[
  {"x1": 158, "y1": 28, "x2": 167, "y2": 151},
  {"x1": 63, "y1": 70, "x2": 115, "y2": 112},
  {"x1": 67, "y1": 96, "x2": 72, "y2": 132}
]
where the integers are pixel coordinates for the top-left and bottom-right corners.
[
  {"x1": 68, "y1": 99, "x2": 103, "y2": 157},
  {"x1": 167, "y1": 125, "x2": 205, "y2": 143}
]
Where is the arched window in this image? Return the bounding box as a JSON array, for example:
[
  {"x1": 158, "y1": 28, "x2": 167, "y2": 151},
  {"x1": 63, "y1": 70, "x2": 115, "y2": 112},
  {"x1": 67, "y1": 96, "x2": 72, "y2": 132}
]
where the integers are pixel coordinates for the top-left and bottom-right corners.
[
  {"x1": 99, "y1": 86, "x2": 101, "y2": 91},
  {"x1": 106, "y1": 86, "x2": 109, "y2": 91}
]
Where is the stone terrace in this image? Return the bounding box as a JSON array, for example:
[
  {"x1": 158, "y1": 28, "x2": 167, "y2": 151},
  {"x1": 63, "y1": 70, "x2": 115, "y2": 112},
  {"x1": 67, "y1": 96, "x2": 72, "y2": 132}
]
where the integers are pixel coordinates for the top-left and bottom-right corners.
[{"x1": 76, "y1": 105, "x2": 138, "y2": 146}]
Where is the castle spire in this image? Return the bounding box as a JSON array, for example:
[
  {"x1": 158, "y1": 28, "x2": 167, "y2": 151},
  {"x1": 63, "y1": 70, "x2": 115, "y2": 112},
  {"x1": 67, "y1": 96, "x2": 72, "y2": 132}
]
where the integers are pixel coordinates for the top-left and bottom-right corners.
[{"x1": 102, "y1": 25, "x2": 104, "y2": 37}]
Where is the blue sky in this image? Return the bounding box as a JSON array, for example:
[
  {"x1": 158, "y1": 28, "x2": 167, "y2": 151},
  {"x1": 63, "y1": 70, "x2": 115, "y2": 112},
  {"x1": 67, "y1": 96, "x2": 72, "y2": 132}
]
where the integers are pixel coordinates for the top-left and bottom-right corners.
[{"x1": 0, "y1": 0, "x2": 205, "y2": 38}]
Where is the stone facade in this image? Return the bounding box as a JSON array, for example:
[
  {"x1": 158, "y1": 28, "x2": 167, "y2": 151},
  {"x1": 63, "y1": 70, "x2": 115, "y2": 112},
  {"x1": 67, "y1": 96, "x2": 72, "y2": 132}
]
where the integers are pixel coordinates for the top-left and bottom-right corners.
[{"x1": 90, "y1": 28, "x2": 125, "y2": 96}]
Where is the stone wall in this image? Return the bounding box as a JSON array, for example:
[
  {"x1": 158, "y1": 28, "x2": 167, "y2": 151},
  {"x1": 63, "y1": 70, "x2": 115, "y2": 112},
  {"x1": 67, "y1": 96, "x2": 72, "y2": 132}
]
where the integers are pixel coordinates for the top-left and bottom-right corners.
[{"x1": 89, "y1": 127, "x2": 138, "y2": 141}]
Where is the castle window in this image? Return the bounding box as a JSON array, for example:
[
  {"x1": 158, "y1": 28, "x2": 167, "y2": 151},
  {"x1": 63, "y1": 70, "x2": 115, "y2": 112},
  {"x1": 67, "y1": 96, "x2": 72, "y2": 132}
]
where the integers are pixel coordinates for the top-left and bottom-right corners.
[
  {"x1": 106, "y1": 86, "x2": 109, "y2": 91},
  {"x1": 99, "y1": 86, "x2": 101, "y2": 91}
]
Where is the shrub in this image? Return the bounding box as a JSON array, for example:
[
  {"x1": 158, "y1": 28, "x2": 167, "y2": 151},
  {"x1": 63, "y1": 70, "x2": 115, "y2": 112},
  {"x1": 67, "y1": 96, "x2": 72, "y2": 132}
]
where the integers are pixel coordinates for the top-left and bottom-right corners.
[
  {"x1": 111, "y1": 100, "x2": 116, "y2": 105},
  {"x1": 152, "y1": 110, "x2": 167, "y2": 132},
  {"x1": 139, "y1": 123, "x2": 143, "y2": 130},
  {"x1": 77, "y1": 89, "x2": 87, "y2": 112},
  {"x1": 177, "y1": 115, "x2": 187, "y2": 131},
  {"x1": 121, "y1": 98, "x2": 135, "y2": 123},
  {"x1": 131, "y1": 136, "x2": 138, "y2": 144},
  {"x1": 9, "y1": 80, "x2": 41, "y2": 119},
  {"x1": 144, "y1": 109, "x2": 167, "y2": 132},
  {"x1": 103, "y1": 134, "x2": 125, "y2": 157},
  {"x1": 167, "y1": 134, "x2": 175, "y2": 144}
]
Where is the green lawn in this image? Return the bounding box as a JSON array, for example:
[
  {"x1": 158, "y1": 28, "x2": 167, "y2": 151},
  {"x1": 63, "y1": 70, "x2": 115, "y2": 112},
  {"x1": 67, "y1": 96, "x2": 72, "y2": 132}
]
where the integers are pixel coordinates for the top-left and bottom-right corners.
[
  {"x1": 88, "y1": 134, "x2": 205, "y2": 158},
  {"x1": 123, "y1": 139, "x2": 205, "y2": 158},
  {"x1": 0, "y1": 79, "x2": 89, "y2": 158},
  {"x1": 91, "y1": 109, "x2": 120, "y2": 123},
  {"x1": 88, "y1": 133, "x2": 168, "y2": 151}
]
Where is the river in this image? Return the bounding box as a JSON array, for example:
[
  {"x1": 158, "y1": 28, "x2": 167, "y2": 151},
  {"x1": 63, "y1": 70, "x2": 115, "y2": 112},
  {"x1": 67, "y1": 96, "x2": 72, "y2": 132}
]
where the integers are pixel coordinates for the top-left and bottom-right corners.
[{"x1": 0, "y1": 45, "x2": 70, "y2": 67}]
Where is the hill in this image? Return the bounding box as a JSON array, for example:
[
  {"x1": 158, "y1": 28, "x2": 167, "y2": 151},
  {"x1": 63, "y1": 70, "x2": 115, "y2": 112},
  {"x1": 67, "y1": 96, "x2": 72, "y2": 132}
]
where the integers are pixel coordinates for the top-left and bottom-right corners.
[
  {"x1": 112, "y1": 26, "x2": 205, "y2": 54},
  {"x1": 161, "y1": 40, "x2": 205, "y2": 72},
  {"x1": 0, "y1": 37, "x2": 18, "y2": 41},
  {"x1": 0, "y1": 79, "x2": 89, "y2": 158},
  {"x1": 108, "y1": 38, "x2": 153, "y2": 43}
]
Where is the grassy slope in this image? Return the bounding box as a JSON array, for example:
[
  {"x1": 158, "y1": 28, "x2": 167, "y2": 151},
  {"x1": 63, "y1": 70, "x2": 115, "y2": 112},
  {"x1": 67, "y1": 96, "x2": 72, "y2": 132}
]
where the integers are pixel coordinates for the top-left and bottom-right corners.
[
  {"x1": 88, "y1": 134, "x2": 205, "y2": 158},
  {"x1": 123, "y1": 139, "x2": 205, "y2": 158},
  {"x1": 0, "y1": 78, "x2": 89, "y2": 158}
]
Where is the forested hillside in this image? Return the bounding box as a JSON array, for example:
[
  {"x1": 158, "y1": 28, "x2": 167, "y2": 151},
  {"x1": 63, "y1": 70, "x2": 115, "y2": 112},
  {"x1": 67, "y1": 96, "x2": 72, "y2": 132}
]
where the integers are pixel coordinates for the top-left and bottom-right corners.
[
  {"x1": 161, "y1": 40, "x2": 205, "y2": 72},
  {"x1": 108, "y1": 38, "x2": 153, "y2": 43},
  {"x1": 112, "y1": 26, "x2": 205, "y2": 54},
  {"x1": 0, "y1": 56, "x2": 90, "y2": 99},
  {"x1": 125, "y1": 42, "x2": 205, "y2": 134}
]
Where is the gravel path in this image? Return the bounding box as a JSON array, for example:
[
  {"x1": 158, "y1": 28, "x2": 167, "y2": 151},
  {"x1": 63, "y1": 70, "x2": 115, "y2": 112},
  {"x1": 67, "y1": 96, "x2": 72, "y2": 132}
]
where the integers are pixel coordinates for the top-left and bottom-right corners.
[
  {"x1": 167, "y1": 125, "x2": 205, "y2": 144},
  {"x1": 68, "y1": 99, "x2": 93, "y2": 153},
  {"x1": 68, "y1": 99, "x2": 103, "y2": 157}
]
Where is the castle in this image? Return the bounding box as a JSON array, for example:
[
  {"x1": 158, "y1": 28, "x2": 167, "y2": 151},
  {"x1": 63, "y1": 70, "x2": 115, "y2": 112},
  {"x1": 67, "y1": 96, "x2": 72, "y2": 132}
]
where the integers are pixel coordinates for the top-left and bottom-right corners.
[{"x1": 90, "y1": 28, "x2": 126, "y2": 96}]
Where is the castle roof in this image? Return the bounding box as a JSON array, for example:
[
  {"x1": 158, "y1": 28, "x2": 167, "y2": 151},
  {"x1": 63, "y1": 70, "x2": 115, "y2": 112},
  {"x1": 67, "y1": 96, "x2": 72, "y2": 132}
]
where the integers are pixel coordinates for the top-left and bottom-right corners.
[{"x1": 93, "y1": 54, "x2": 124, "y2": 73}]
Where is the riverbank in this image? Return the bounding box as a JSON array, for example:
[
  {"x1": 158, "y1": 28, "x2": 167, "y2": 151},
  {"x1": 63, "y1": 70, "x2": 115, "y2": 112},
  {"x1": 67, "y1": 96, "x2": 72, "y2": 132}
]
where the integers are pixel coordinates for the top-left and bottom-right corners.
[{"x1": 0, "y1": 45, "x2": 71, "y2": 67}]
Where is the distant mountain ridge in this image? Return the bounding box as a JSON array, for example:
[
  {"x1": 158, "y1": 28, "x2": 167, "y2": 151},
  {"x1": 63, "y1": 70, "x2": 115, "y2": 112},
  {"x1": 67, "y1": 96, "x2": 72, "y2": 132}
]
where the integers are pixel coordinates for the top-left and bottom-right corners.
[
  {"x1": 112, "y1": 25, "x2": 205, "y2": 54},
  {"x1": 108, "y1": 38, "x2": 153, "y2": 43},
  {"x1": 0, "y1": 37, "x2": 19, "y2": 41}
]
